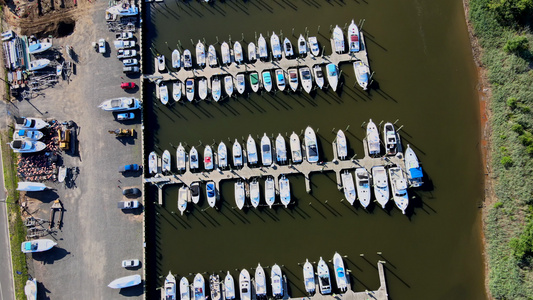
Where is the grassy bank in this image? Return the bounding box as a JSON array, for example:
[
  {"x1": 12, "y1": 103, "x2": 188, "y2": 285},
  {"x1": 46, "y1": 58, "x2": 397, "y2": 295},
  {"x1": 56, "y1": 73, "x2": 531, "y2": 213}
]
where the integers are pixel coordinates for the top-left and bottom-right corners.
[
  {"x1": 0, "y1": 129, "x2": 28, "y2": 300},
  {"x1": 468, "y1": 0, "x2": 533, "y2": 298}
]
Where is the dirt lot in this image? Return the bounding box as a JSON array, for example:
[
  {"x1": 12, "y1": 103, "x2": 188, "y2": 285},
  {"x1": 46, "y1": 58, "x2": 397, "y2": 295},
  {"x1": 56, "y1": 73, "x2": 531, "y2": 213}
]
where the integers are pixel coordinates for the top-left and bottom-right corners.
[{"x1": 2, "y1": 0, "x2": 144, "y2": 299}]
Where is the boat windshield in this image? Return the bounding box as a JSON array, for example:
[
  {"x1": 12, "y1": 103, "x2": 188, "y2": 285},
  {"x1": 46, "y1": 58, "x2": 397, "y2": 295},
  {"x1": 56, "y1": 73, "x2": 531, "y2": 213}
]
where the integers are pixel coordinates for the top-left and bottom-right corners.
[{"x1": 309, "y1": 145, "x2": 318, "y2": 157}]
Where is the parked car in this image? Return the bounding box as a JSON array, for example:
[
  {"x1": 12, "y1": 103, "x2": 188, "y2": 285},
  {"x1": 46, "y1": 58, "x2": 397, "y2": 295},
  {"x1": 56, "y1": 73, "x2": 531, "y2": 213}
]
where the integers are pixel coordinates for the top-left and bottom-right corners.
[
  {"x1": 118, "y1": 164, "x2": 140, "y2": 173},
  {"x1": 113, "y1": 40, "x2": 135, "y2": 50},
  {"x1": 117, "y1": 200, "x2": 140, "y2": 209},
  {"x1": 116, "y1": 32, "x2": 134, "y2": 40},
  {"x1": 123, "y1": 66, "x2": 139, "y2": 73},
  {"x1": 117, "y1": 112, "x2": 135, "y2": 121},
  {"x1": 120, "y1": 82, "x2": 136, "y2": 89},
  {"x1": 122, "y1": 58, "x2": 138, "y2": 67},
  {"x1": 98, "y1": 39, "x2": 106, "y2": 54},
  {"x1": 122, "y1": 188, "x2": 141, "y2": 198},
  {"x1": 117, "y1": 49, "x2": 137, "y2": 59},
  {"x1": 121, "y1": 259, "x2": 140, "y2": 268}
]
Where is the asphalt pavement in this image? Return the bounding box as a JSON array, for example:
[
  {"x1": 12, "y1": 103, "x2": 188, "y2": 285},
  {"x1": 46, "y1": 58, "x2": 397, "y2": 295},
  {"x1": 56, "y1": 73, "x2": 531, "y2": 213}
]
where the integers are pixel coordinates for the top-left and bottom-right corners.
[{"x1": 0, "y1": 149, "x2": 15, "y2": 300}]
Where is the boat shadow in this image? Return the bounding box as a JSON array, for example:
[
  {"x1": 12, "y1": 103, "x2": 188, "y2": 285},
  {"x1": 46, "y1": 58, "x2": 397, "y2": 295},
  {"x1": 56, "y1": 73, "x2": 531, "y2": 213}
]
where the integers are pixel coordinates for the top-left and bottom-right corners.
[
  {"x1": 31, "y1": 246, "x2": 70, "y2": 264},
  {"x1": 37, "y1": 281, "x2": 52, "y2": 300},
  {"x1": 118, "y1": 281, "x2": 144, "y2": 296},
  {"x1": 25, "y1": 189, "x2": 60, "y2": 203}
]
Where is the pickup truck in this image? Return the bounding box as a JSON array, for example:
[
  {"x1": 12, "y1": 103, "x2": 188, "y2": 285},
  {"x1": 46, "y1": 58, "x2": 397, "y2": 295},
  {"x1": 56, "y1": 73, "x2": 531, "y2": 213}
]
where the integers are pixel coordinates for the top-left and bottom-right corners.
[{"x1": 117, "y1": 200, "x2": 140, "y2": 210}]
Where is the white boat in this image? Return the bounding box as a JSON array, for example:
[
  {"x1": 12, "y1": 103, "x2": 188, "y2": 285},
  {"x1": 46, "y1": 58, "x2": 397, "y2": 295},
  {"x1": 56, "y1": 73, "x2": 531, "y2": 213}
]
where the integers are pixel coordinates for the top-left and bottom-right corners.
[
  {"x1": 212, "y1": 77, "x2": 222, "y2": 102},
  {"x1": 262, "y1": 70, "x2": 272, "y2": 92},
  {"x1": 389, "y1": 166, "x2": 409, "y2": 214},
  {"x1": 98, "y1": 97, "x2": 141, "y2": 112},
  {"x1": 218, "y1": 142, "x2": 228, "y2": 168},
  {"x1": 353, "y1": 60, "x2": 370, "y2": 90},
  {"x1": 236, "y1": 74, "x2": 246, "y2": 94},
  {"x1": 366, "y1": 119, "x2": 380, "y2": 156},
  {"x1": 317, "y1": 257, "x2": 331, "y2": 294},
  {"x1": 279, "y1": 175, "x2": 290, "y2": 207},
  {"x1": 193, "y1": 274, "x2": 205, "y2": 300},
  {"x1": 198, "y1": 78, "x2": 208, "y2": 100},
  {"x1": 372, "y1": 166, "x2": 389, "y2": 209},
  {"x1": 261, "y1": 133, "x2": 272, "y2": 166},
  {"x1": 21, "y1": 239, "x2": 56, "y2": 253},
  {"x1": 221, "y1": 42, "x2": 231, "y2": 65},
  {"x1": 270, "y1": 32, "x2": 282, "y2": 59},
  {"x1": 248, "y1": 42, "x2": 257, "y2": 62},
  {"x1": 234, "y1": 181, "x2": 245, "y2": 210},
  {"x1": 13, "y1": 129, "x2": 44, "y2": 141},
  {"x1": 204, "y1": 145, "x2": 214, "y2": 170},
  {"x1": 255, "y1": 264, "x2": 267, "y2": 297},
  {"x1": 163, "y1": 272, "x2": 177, "y2": 300},
  {"x1": 186, "y1": 78, "x2": 195, "y2": 102},
  {"x1": 298, "y1": 34, "x2": 307, "y2": 55},
  {"x1": 341, "y1": 171, "x2": 356, "y2": 205},
  {"x1": 258, "y1": 34, "x2": 268, "y2": 60},
  {"x1": 106, "y1": 2, "x2": 139, "y2": 16},
  {"x1": 196, "y1": 40, "x2": 206, "y2": 67},
  {"x1": 283, "y1": 37, "x2": 294, "y2": 57},
  {"x1": 159, "y1": 83, "x2": 169, "y2": 105},
  {"x1": 58, "y1": 166, "x2": 67, "y2": 183},
  {"x1": 180, "y1": 277, "x2": 190, "y2": 300},
  {"x1": 156, "y1": 55, "x2": 165, "y2": 72},
  {"x1": 191, "y1": 182, "x2": 200, "y2": 204},
  {"x1": 303, "y1": 259, "x2": 315, "y2": 294},
  {"x1": 190, "y1": 147, "x2": 199, "y2": 170},
  {"x1": 17, "y1": 182, "x2": 48, "y2": 191},
  {"x1": 336, "y1": 130, "x2": 348, "y2": 159},
  {"x1": 232, "y1": 139, "x2": 243, "y2": 167},
  {"x1": 275, "y1": 69, "x2": 286, "y2": 91},
  {"x1": 333, "y1": 252, "x2": 348, "y2": 292},
  {"x1": 108, "y1": 274, "x2": 142, "y2": 289},
  {"x1": 383, "y1": 122, "x2": 398, "y2": 155},
  {"x1": 209, "y1": 274, "x2": 221, "y2": 300},
  {"x1": 326, "y1": 63, "x2": 339, "y2": 92},
  {"x1": 288, "y1": 68, "x2": 299, "y2": 92},
  {"x1": 270, "y1": 264, "x2": 283, "y2": 298},
  {"x1": 25, "y1": 278, "x2": 37, "y2": 300},
  {"x1": 304, "y1": 126, "x2": 319, "y2": 163},
  {"x1": 173, "y1": 81, "x2": 182, "y2": 102},
  {"x1": 249, "y1": 72, "x2": 260, "y2": 93},
  {"x1": 404, "y1": 145, "x2": 424, "y2": 187},
  {"x1": 56, "y1": 64, "x2": 62, "y2": 76},
  {"x1": 10, "y1": 140, "x2": 46, "y2": 153},
  {"x1": 15, "y1": 117, "x2": 48, "y2": 130},
  {"x1": 246, "y1": 135, "x2": 258, "y2": 165},
  {"x1": 299, "y1": 67, "x2": 313, "y2": 94},
  {"x1": 355, "y1": 168, "x2": 372, "y2": 208},
  {"x1": 206, "y1": 181, "x2": 216, "y2": 207},
  {"x1": 28, "y1": 41, "x2": 53, "y2": 54},
  {"x1": 224, "y1": 272, "x2": 236, "y2": 300},
  {"x1": 239, "y1": 269, "x2": 251, "y2": 300},
  {"x1": 176, "y1": 143, "x2": 186, "y2": 171},
  {"x1": 234, "y1": 41, "x2": 243, "y2": 64},
  {"x1": 178, "y1": 186, "x2": 188, "y2": 215},
  {"x1": 313, "y1": 65, "x2": 325, "y2": 89},
  {"x1": 149, "y1": 151, "x2": 157, "y2": 174},
  {"x1": 224, "y1": 75, "x2": 234, "y2": 97},
  {"x1": 183, "y1": 49, "x2": 192, "y2": 68},
  {"x1": 162, "y1": 150, "x2": 171, "y2": 173},
  {"x1": 265, "y1": 176, "x2": 275, "y2": 208},
  {"x1": 348, "y1": 19, "x2": 360, "y2": 53},
  {"x1": 208, "y1": 45, "x2": 217, "y2": 67},
  {"x1": 289, "y1": 132, "x2": 303, "y2": 163},
  {"x1": 308, "y1": 36, "x2": 319, "y2": 57},
  {"x1": 275, "y1": 134, "x2": 287, "y2": 164},
  {"x1": 250, "y1": 180, "x2": 260, "y2": 208},
  {"x1": 172, "y1": 49, "x2": 181, "y2": 69},
  {"x1": 28, "y1": 58, "x2": 51, "y2": 71},
  {"x1": 333, "y1": 25, "x2": 345, "y2": 53}
]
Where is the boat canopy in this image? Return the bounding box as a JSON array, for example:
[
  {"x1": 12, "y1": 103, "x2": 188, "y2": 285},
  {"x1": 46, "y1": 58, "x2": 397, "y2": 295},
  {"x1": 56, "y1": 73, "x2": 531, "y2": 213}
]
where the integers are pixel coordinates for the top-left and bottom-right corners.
[
  {"x1": 25, "y1": 242, "x2": 35, "y2": 251},
  {"x1": 409, "y1": 167, "x2": 423, "y2": 178}
]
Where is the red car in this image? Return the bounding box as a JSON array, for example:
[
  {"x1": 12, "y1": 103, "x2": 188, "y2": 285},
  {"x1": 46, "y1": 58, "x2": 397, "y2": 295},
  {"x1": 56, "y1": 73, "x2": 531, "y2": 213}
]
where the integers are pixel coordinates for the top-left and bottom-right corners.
[{"x1": 120, "y1": 82, "x2": 136, "y2": 89}]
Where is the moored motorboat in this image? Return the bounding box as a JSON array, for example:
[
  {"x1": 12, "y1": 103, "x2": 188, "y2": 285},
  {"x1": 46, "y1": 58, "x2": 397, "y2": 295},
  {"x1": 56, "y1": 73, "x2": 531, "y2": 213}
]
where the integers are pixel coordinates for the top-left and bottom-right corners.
[
  {"x1": 239, "y1": 269, "x2": 251, "y2": 300},
  {"x1": 17, "y1": 182, "x2": 48, "y2": 191},
  {"x1": 255, "y1": 264, "x2": 267, "y2": 298},
  {"x1": 389, "y1": 166, "x2": 409, "y2": 214},
  {"x1": 163, "y1": 271, "x2": 177, "y2": 300},
  {"x1": 348, "y1": 19, "x2": 360, "y2": 53},
  {"x1": 178, "y1": 186, "x2": 188, "y2": 215},
  {"x1": 304, "y1": 126, "x2": 319, "y2": 163},
  {"x1": 212, "y1": 76, "x2": 222, "y2": 102},
  {"x1": 355, "y1": 168, "x2": 372, "y2": 208},
  {"x1": 279, "y1": 175, "x2": 290, "y2": 207},
  {"x1": 353, "y1": 60, "x2": 370, "y2": 90},
  {"x1": 193, "y1": 274, "x2": 205, "y2": 300},
  {"x1": 108, "y1": 274, "x2": 142, "y2": 289},
  {"x1": 98, "y1": 97, "x2": 140, "y2": 112},
  {"x1": 180, "y1": 277, "x2": 190, "y2": 300},
  {"x1": 404, "y1": 144, "x2": 424, "y2": 187},
  {"x1": 28, "y1": 58, "x2": 51, "y2": 71},
  {"x1": 275, "y1": 69, "x2": 286, "y2": 91},
  {"x1": 206, "y1": 181, "x2": 216, "y2": 207},
  {"x1": 13, "y1": 129, "x2": 44, "y2": 141},
  {"x1": 275, "y1": 133, "x2": 287, "y2": 164},
  {"x1": 283, "y1": 37, "x2": 294, "y2": 58},
  {"x1": 271, "y1": 264, "x2": 283, "y2": 298},
  {"x1": 21, "y1": 239, "x2": 57, "y2": 253},
  {"x1": 191, "y1": 182, "x2": 200, "y2": 204},
  {"x1": 333, "y1": 25, "x2": 345, "y2": 53},
  {"x1": 198, "y1": 78, "x2": 208, "y2": 100},
  {"x1": 173, "y1": 81, "x2": 182, "y2": 102},
  {"x1": 303, "y1": 259, "x2": 315, "y2": 295},
  {"x1": 308, "y1": 36, "x2": 319, "y2": 57},
  {"x1": 148, "y1": 151, "x2": 157, "y2": 174},
  {"x1": 270, "y1": 32, "x2": 282, "y2": 59},
  {"x1": 234, "y1": 41, "x2": 243, "y2": 64},
  {"x1": 383, "y1": 122, "x2": 398, "y2": 155},
  {"x1": 262, "y1": 70, "x2": 272, "y2": 92},
  {"x1": 336, "y1": 129, "x2": 348, "y2": 159},
  {"x1": 341, "y1": 171, "x2": 356, "y2": 205},
  {"x1": 25, "y1": 278, "x2": 37, "y2": 300},
  {"x1": 236, "y1": 74, "x2": 246, "y2": 94},
  {"x1": 258, "y1": 34, "x2": 268, "y2": 60},
  {"x1": 261, "y1": 133, "x2": 272, "y2": 166},
  {"x1": 159, "y1": 82, "x2": 169, "y2": 105},
  {"x1": 366, "y1": 119, "x2": 380, "y2": 156},
  {"x1": 246, "y1": 135, "x2": 258, "y2": 165},
  {"x1": 265, "y1": 176, "x2": 275, "y2": 208},
  {"x1": 196, "y1": 40, "x2": 206, "y2": 67},
  {"x1": 248, "y1": 42, "x2": 257, "y2": 62},
  {"x1": 15, "y1": 117, "x2": 48, "y2": 130},
  {"x1": 224, "y1": 75, "x2": 234, "y2": 97},
  {"x1": 225, "y1": 272, "x2": 236, "y2": 300},
  {"x1": 289, "y1": 132, "x2": 303, "y2": 163},
  {"x1": 204, "y1": 145, "x2": 214, "y2": 170},
  {"x1": 326, "y1": 63, "x2": 339, "y2": 91},
  {"x1": 333, "y1": 252, "x2": 348, "y2": 292},
  {"x1": 185, "y1": 78, "x2": 195, "y2": 102},
  {"x1": 234, "y1": 181, "x2": 245, "y2": 210},
  {"x1": 317, "y1": 257, "x2": 331, "y2": 294},
  {"x1": 208, "y1": 45, "x2": 217, "y2": 67},
  {"x1": 288, "y1": 68, "x2": 299, "y2": 92},
  {"x1": 221, "y1": 42, "x2": 231, "y2": 65},
  {"x1": 172, "y1": 49, "x2": 181, "y2": 69},
  {"x1": 106, "y1": 2, "x2": 139, "y2": 16},
  {"x1": 313, "y1": 65, "x2": 325, "y2": 89},
  {"x1": 162, "y1": 149, "x2": 171, "y2": 173},
  {"x1": 190, "y1": 147, "x2": 199, "y2": 170},
  {"x1": 209, "y1": 274, "x2": 221, "y2": 300},
  {"x1": 250, "y1": 180, "x2": 260, "y2": 208},
  {"x1": 156, "y1": 55, "x2": 165, "y2": 72},
  {"x1": 183, "y1": 49, "x2": 192, "y2": 68},
  {"x1": 372, "y1": 166, "x2": 389, "y2": 209},
  {"x1": 176, "y1": 143, "x2": 186, "y2": 171},
  {"x1": 249, "y1": 72, "x2": 260, "y2": 92},
  {"x1": 218, "y1": 141, "x2": 228, "y2": 168},
  {"x1": 232, "y1": 139, "x2": 243, "y2": 167},
  {"x1": 10, "y1": 140, "x2": 46, "y2": 153},
  {"x1": 299, "y1": 66, "x2": 313, "y2": 93},
  {"x1": 298, "y1": 34, "x2": 307, "y2": 55}
]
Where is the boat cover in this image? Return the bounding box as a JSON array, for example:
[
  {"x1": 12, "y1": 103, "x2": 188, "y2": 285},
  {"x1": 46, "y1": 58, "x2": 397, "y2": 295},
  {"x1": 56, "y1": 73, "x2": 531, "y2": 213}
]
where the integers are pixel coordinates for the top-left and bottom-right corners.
[
  {"x1": 25, "y1": 242, "x2": 33, "y2": 251},
  {"x1": 28, "y1": 43, "x2": 43, "y2": 52},
  {"x1": 409, "y1": 167, "x2": 423, "y2": 178}
]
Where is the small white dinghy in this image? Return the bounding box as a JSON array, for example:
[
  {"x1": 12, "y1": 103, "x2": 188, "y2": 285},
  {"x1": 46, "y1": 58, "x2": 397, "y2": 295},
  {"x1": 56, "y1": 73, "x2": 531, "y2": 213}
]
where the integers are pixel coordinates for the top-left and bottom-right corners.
[
  {"x1": 186, "y1": 78, "x2": 195, "y2": 102},
  {"x1": 248, "y1": 42, "x2": 257, "y2": 62},
  {"x1": 236, "y1": 74, "x2": 246, "y2": 95},
  {"x1": 303, "y1": 259, "x2": 315, "y2": 294},
  {"x1": 108, "y1": 274, "x2": 142, "y2": 289},
  {"x1": 279, "y1": 175, "x2": 290, "y2": 207},
  {"x1": 289, "y1": 132, "x2": 303, "y2": 163},
  {"x1": 212, "y1": 77, "x2": 222, "y2": 102},
  {"x1": 308, "y1": 36, "x2": 319, "y2": 57},
  {"x1": 198, "y1": 78, "x2": 208, "y2": 100},
  {"x1": 208, "y1": 45, "x2": 217, "y2": 67},
  {"x1": 159, "y1": 82, "x2": 169, "y2": 105},
  {"x1": 288, "y1": 68, "x2": 299, "y2": 92},
  {"x1": 249, "y1": 72, "x2": 260, "y2": 93},
  {"x1": 355, "y1": 167, "x2": 372, "y2": 208},
  {"x1": 313, "y1": 65, "x2": 325, "y2": 89},
  {"x1": 183, "y1": 50, "x2": 192, "y2": 68},
  {"x1": 341, "y1": 171, "x2": 356, "y2": 205},
  {"x1": 250, "y1": 180, "x2": 260, "y2": 208},
  {"x1": 17, "y1": 182, "x2": 48, "y2": 192},
  {"x1": 172, "y1": 49, "x2": 181, "y2": 69},
  {"x1": 221, "y1": 42, "x2": 231, "y2": 65},
  {"x1": 389, "y1": 166, "x2": 409, "y2": 214},
  {"x1": 258, "y1": 34, "x2": 268, "y2": 60},
  {"x1": 304, "y1": 126, "x2": 319, "y2": 163},
  {"x1": 275, "y1": 69, "x2": 286, "y2": 91},
  {"x1": 353, "y1": 60, "x2": 370, "y2": 90},
  {"x1": 232, "y1": 139, "x2": 243, "y2": 168},
  {"x1": 260, "y1": 133, "x2": 272, "y2": 166},
  {"x1": 234, "y1": 41, "x2": 243, "y2": 64},
  {"x1": 275, "y1": 133, "x2": 287, "y2": 164},
  {"x1": 366, "y1": 119, "x2": 381, "y2": 156},
  {"x1": 270, "y1": 32, "x2": 282, "y2": 59},
  {"x1": 264, "y1": 176, "x2": 275, "y2": 208},
  {"x1": 173, "y1": 81, "x2": 182, "y2": 102},
  {"x1": 336, "y1": 129, "x2": 348, "y2": 159},
  {"x1": 156, "y1": 55, "x2": 165, "y2": 72},
  {"x1": 283, "y1": 37, "x2": 294, "y2": 58},
  {"x1": 246, "y1": 135, "x2": 258, "y2": 165},
  {"x1": 298, "y1": 34, "x2": 307, "y2": 55},
  {"x1": 261, "y1": 70, "x2": 272, "y2": 92},
  {"x1": 299, "y1": 66, "x2": 313, "y2": 94},
  {"x1": 176, "y1": 143, "x2": 186, "y2": 171},
  {"x1": 189, "y1": 147, "x2": 199, "y2": 170},
  {"x1": 234, "y1": 181, "x2": 245, "y2": 210},
  {"x1": 178, "y1": 185, "x2": 188, "y2": 215},
  {"x1": 180, "y1": 277, "x2": 190, "y2": 300},
  {"x1": 326, "y1": 63, "x2": 339, "y2": 92},
  {"x1": 224, "y1": 75, "x2": 234, "y2": 97},
  {"x1": 191, "y1": 182, "x2": 200, "y2": 205},
  {"x1": 148, "y1": 151, "x2": 158, "y2": 175},
  {"x1": 204, "y1": 145, "x2": 214, "y2": 170},
  {"x1": 196, "y1": 40, "x2": 206, "y2": 67},
  {"x1": 162, "y1": 150, "x2": 171, "y2": 173},
  {"x1": 218, "y1": 141, "x2": 228, "y2": 169},
  {"x1": 372, "y1": 166, "x2": 389, "y2": 209}
]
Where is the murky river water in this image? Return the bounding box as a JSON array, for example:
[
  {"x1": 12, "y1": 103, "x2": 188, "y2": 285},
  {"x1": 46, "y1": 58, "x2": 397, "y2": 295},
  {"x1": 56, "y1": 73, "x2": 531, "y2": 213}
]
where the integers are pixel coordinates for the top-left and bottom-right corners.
[{"x1": 143, "y1": 0, "x2": 486, "y2": 299}]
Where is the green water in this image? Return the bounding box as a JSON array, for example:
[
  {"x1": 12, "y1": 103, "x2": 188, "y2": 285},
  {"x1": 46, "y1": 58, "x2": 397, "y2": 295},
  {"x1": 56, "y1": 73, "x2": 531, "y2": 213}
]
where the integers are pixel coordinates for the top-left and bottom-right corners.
[{"x1": 144, "y1": 0, "x2": 486, "y2": 299}]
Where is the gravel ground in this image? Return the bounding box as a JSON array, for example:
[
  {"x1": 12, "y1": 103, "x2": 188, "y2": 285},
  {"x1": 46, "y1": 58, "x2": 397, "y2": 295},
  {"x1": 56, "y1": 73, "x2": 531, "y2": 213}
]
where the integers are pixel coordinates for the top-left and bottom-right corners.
[{"x1": 2, "y1": 1, "x2": 144, "y2": 299}]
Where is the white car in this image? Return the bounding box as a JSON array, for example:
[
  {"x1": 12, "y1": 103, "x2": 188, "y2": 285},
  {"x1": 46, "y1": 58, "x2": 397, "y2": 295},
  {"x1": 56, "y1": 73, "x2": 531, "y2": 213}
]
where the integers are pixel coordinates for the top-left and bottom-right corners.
[
  {"x1": 98, "y1": 39, "x2": 106, "y2": 54},
  {"x1": 121, "y1": 259, "x2": 140, "y2": 268},
  {"x1": 117, "y1": 49, "x2": 137, "y2": 59},
  {"x1": 122, "y1": 58, "x2": 138, "y2": 67},
  {"x1": 123, "y1": 66, "x2": 139, "y2": 73},
  {"x1": 117, "y1": 112, "x2": 135, "y2": 120},
  {"x1": 116, "y1": 32, "x2": 134, "y2": 40},
  {"x1": 113, "y1": 40, "x2": 135, "y2": 49}
]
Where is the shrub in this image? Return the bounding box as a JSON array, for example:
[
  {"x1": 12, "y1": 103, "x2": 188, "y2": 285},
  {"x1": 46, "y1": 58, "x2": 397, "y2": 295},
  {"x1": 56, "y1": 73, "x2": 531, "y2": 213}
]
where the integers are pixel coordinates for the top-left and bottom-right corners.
[
  {"x1": 504, "y1": 35, "x2": 529, "y2": 53},
  {"x1": 518, "y1": 103, "x2": 530, "y2": 113},
  {"x1": 518, "y1": 133, "x2": 533, "y2": 146},
  {"x1": 511, "y1": 123, "x2": 524, "y2": 133},
  {"x1": 489, "y1": 0, "x2": 533, "y2": 25},
  {"x1": 509, "y1": 218, "x2": 533, "y2": 259},
  {"x1": 494, "y1": 201, "x2": 504, "y2": 208},
  {"x1": 501, "y1": 156, "x2": 514, "y2": 167},
  {"x1": 527, "y1": 144, "x2": 533, "y2": 154},
  {"x1": 507, "y1": 97, "x2": 518, "y2": 109}
]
